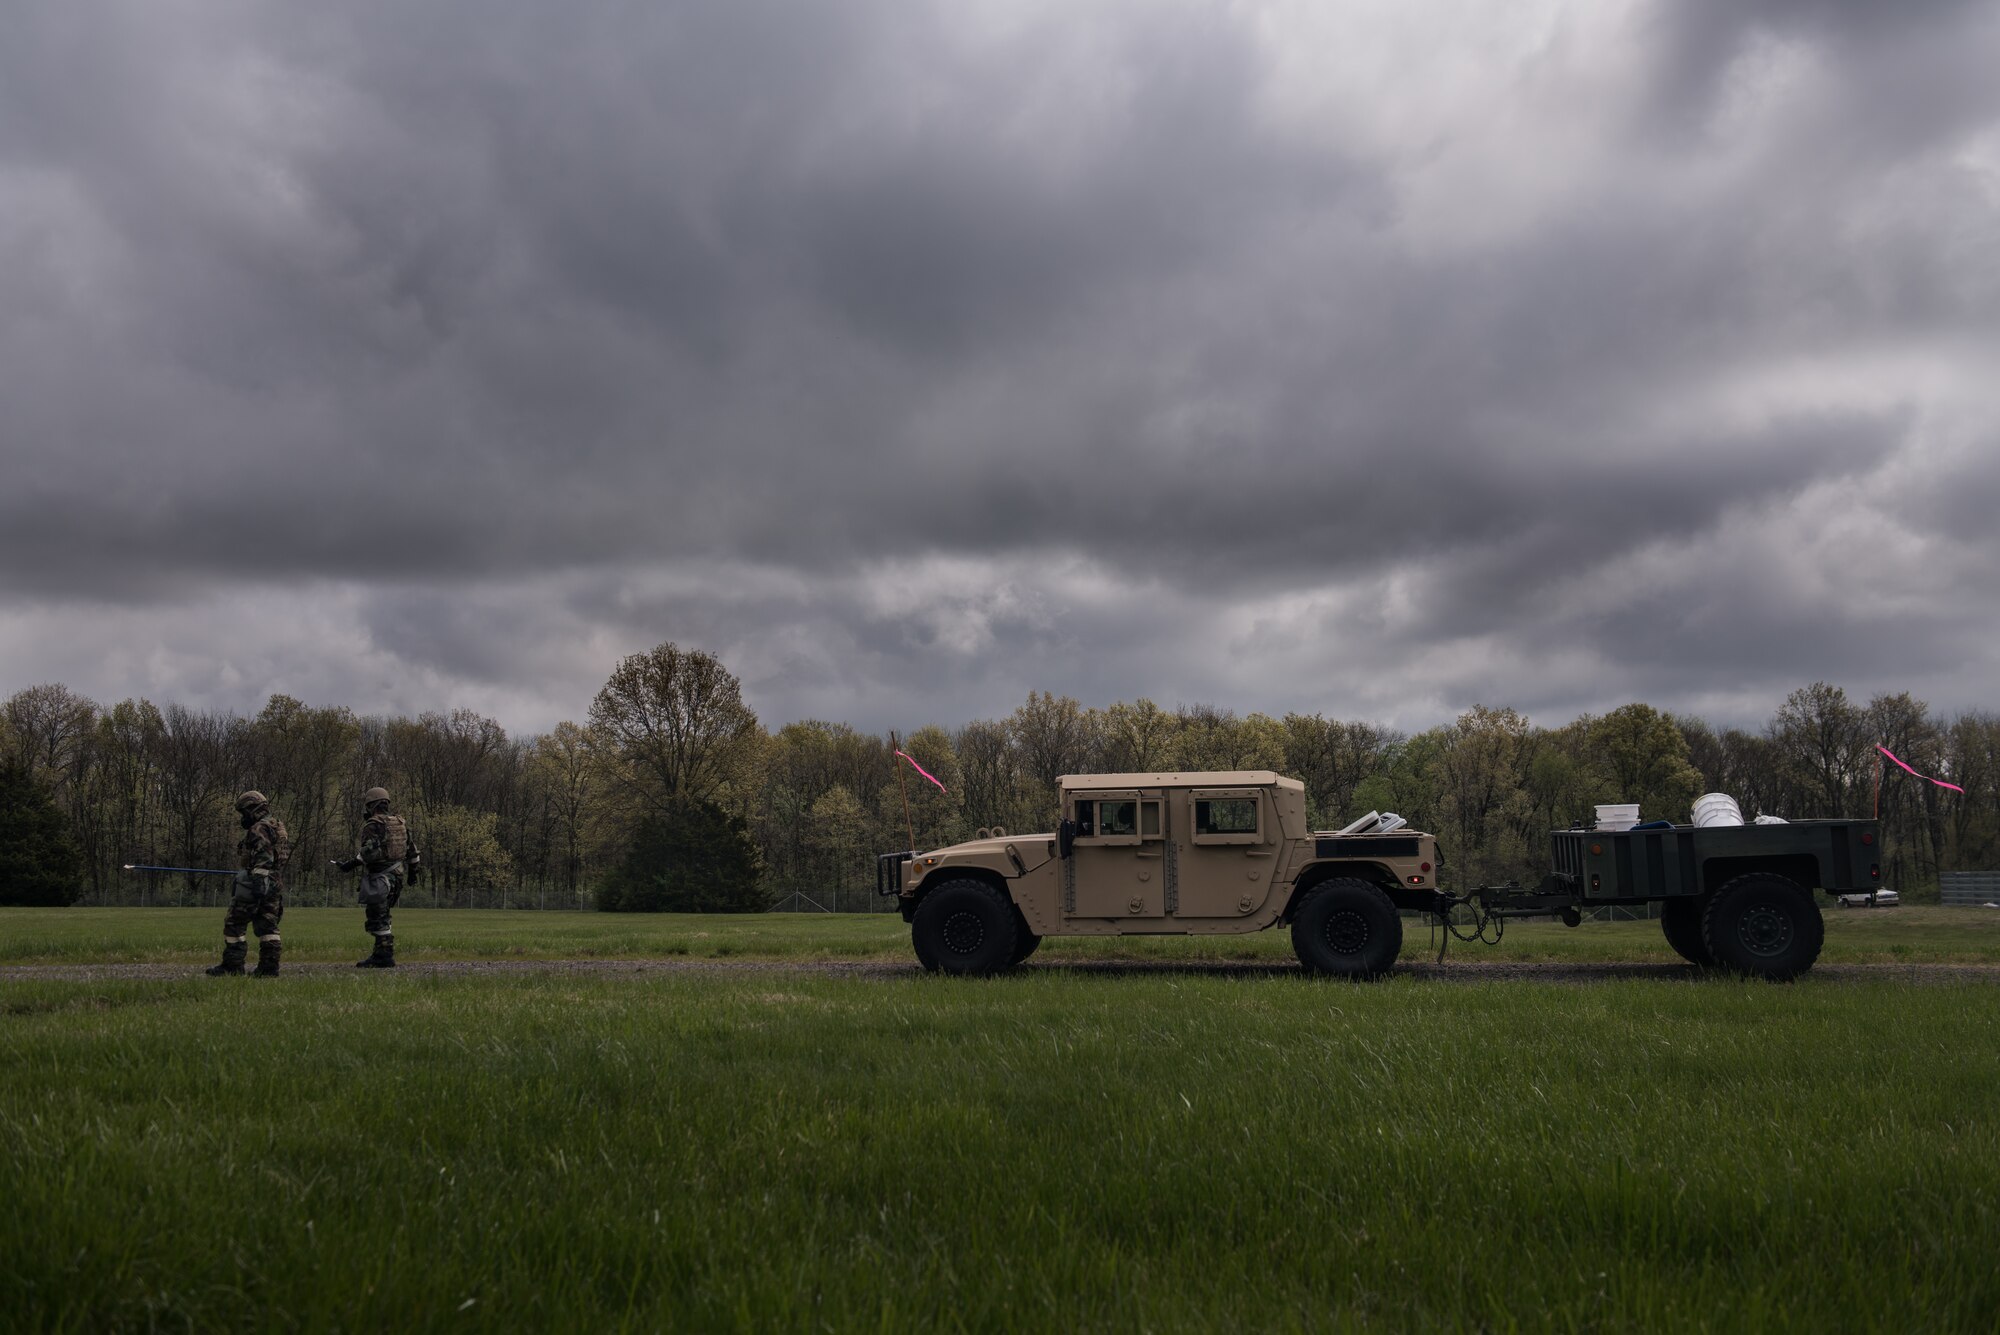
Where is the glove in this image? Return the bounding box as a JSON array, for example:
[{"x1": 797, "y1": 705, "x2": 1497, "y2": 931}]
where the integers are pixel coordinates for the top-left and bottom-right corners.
[{"x1": 335, "y1": 857, "x2": 362, "y2": 872}]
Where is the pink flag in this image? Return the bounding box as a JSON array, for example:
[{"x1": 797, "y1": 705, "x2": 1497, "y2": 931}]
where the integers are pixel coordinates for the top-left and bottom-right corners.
[
  {"x1": 1878, "y1": 744, "x2": 1965, "y2": 794},
  {"x1": 895, "y1": 750, "x2": 948, "y2": 794}
]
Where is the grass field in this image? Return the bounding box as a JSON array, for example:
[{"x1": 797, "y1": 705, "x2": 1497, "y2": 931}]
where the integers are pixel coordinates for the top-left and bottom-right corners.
[
  {"x1": 5, "y1": 903, "x2": 2000, "y2": 967},
  {"x1": 4, "y1": 912, "x2": 1999, "y2": 1331}
]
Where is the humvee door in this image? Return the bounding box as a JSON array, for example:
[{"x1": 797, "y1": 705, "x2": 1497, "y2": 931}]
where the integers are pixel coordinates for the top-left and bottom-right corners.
[
  {"x1": 1065, "y1": 789, "x2": 1168, "y2": 920},
  {"x1": 1174, "y1": 787, "x2": 1277, "y2": 919}
]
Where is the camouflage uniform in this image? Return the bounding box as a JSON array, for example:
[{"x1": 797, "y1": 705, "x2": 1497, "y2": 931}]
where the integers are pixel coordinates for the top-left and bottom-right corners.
[
  {"x1": 344, "y1": 788, "x2": 414, "y2": 968},
  {"x1": 208, "y1": 792, "x2": 287, "y2": 977}
]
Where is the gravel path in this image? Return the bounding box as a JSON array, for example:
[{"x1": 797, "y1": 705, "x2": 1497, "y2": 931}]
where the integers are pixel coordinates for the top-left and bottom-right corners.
[{"x1": 4, "y1": 959, "x2": 1998, "y2": 984}]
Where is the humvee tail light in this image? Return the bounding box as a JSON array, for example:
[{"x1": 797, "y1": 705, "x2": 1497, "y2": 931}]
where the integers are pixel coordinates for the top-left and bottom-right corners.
[
  {"x1": 1420, "y1": 861, "x2": 1431, "y2": 873},
  {"x1": 1871, "y1": 865, "x2": 1880, "y2": 880},
  {"x1": 1407, "y1": 874, "x2": 1425, "y2": 885},
  {"x1": 1861, "y1": 832, "x2": 1875, "y2": 845}
]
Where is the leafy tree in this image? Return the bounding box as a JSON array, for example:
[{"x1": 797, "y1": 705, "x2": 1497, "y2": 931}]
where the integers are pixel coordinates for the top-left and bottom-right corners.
[
  {"x1": 3, "y1": 683, "x2": 97, "y2": 787},
  {"x1": 887, "y1": 724, "x2": 964, "y2": 852},
  {"x1": 1771, "y1": 682, "x2": 1866, "y2": 816},
  {"x1": 523, "y1": 721, "x2": 605, "y2": 900},
  {"x1": 1101, "y1": 698, "x2": 1176, "y2": 773},
  {"x1": 952, "y1": 719, "x2": 1020, "y2": 831},
  {"x1": 596, "y1": 800, "x2": 766, "y2": 912},
  {"x1": 1430, "y1": 706, "x2": 1535, "y2": 888},
  {"x1": 412, "y1": 803, "x2": 516, "y2": 906},
  {"x1": 0, "y1": 759, "x2": 82, "y2": 906},
  {"x1": 588, "y1": 644, "x2": 762, "y2": 810},
  {"x1": 1010, "y1": 691, "x2": 1092, "y2": 796},
  {"x1": 1590, "y1": 703, "x2": 1703, "y2": 824},
  {"x1": 806, "y1": 784, "x2": 868, "y2": 909}
]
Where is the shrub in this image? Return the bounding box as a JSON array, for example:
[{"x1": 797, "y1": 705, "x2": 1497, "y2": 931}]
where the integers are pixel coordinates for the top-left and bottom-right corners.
[
  {"x1": 0, "y1": 760, "x2": 81, "y2": 906},
  {"x1": 596, "y1": 800, "x2": 767, "y2": 912}
]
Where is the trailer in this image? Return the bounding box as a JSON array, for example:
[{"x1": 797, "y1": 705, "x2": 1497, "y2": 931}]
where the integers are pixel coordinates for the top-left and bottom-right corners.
[{"x1": 1464, "y1": 817, "x2": 1882, "y2": 978}]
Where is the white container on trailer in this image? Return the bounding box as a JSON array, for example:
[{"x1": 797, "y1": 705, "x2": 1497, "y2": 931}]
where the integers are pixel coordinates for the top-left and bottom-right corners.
[
  {"x1": 1594, "y1": 803, "x2": 1640, "y2": 831},
  {"x1": 1692, "y1": 793, "x2": 1745, "y2": 827}
]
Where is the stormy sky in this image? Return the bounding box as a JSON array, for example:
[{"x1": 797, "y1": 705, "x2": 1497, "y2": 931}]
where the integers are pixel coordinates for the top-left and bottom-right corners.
[{"x1": 3, "y1": 0, "x2": 1997, "y2": 737}]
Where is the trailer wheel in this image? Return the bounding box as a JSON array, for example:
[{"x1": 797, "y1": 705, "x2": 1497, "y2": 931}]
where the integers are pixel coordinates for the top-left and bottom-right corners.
[
  {"x1": 1659, "y1": 897, "x2": 1715, "y2": 967},
  {"x1": 911, "y1": 879, "x2": 1021, "y2": 976},
  {"x1": 1702, "y1": 874, "x2": 1824, "y2": 980},
  {"x1": 1292, "y1": 878, "x2": 1402, "y2": 979}
]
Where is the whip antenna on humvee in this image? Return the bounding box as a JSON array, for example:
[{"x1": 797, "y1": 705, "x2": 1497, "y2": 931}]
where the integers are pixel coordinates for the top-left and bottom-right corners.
[{"x1": 890, "y1": 731, "x2": 915, "y2": 855}]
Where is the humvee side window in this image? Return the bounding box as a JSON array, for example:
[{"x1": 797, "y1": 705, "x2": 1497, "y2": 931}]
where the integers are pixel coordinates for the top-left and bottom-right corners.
[
  {"x1": 1097, "y1": 800, "x2": 1138, "y2": 837},
  {"x1": 1196, "y1": 799, "x2": 1257, "y2": 835},
  {"x1": 1190, "y1": 790, "x2": 1263, "y2": 844},
  {"x1": 1072, "y1": 791, "x2": 1143, "y2": 846}
]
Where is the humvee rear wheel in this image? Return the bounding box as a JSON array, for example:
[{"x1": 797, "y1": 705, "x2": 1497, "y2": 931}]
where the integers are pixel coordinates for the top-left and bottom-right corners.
[
  {"x1": 1659, "y1": 897, "x2": 1715, "y2": 967},
  {"x1": 1291, "y1": 879, "x2": 1402, "y2": 979},
  {"x1": 1702, "y1": 873, "x2": 1824, "y2": 980},
  {"x1": 912, "y1": 879, "x2": 1021, "y2": 976}
]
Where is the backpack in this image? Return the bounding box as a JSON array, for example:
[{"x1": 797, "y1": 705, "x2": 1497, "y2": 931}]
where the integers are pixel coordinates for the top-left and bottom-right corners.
[
  {"x1": 260, "y1": 817, "x2": 292, "y2": 871},
  {"x1": 378, "y1": 814, "x2": 408, "y2": 863}
]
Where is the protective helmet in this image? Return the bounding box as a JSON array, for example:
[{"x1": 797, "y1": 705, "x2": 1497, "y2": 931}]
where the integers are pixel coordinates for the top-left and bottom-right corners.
[
  {"x1": 363, "y1": 786, "x2": 392, "y2": 808},
  {"x1": 235, "y1": 790, "x2": 268, "y2": 814}
]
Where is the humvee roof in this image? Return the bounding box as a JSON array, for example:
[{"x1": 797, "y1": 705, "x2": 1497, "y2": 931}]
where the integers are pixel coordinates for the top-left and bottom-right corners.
[{"x1": 1059, "y1": 771, "x2": 1303, "y2": 792}]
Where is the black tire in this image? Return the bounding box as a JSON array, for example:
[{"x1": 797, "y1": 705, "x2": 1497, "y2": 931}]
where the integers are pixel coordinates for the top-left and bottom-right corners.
[
  {"x1": 1702, "y1": 873, "x2": 1824, "y2": 980},
  {"x1": 1659, "y1": 897, "x2": 1715, "y2": 966},
  {"x1": 1009, "y1": 915, "x2": 1042, "y2": 965},
  {"x1": 1291, "y1": 878, "x2": 1402, "y2": 979},
  {"x1": 911, "y1": 879, "x2": 1021, "y2": 976}
]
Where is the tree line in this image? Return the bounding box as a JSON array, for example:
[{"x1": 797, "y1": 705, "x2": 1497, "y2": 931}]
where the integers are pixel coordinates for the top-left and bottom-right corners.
[{"x1": 3, "y1": 644, "x2": 1995, "y2": 909}]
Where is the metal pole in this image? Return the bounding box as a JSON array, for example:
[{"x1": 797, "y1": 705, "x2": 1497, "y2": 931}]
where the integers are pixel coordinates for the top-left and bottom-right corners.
[{"x1": 892, "y1": 731, "x2": 916, "y2": 856}]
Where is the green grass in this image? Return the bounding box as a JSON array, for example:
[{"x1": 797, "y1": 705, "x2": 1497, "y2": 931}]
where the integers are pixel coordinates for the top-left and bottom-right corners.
[
  {"x1": 2, "y1": 968, "x2": 1996, "y2": 1331},
  {"x1": 3, "y1": 904, "x2": 1998, "y2": 967}
]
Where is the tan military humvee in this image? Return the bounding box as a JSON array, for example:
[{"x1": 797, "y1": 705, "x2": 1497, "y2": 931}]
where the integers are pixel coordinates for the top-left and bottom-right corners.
[{"x1": 876, "y1": 771, "x2": 1440, "y2": 977}]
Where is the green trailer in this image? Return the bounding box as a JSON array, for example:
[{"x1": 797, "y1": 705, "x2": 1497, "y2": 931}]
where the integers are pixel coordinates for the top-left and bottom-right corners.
[{"x1": 1464, "y1": 818, "x2": 1883, "y2": 979}]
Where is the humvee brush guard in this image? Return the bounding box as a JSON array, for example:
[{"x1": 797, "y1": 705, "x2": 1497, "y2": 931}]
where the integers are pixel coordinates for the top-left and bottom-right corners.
[{"x1": 877, "y1": 771, "x2": 1882, "y2": 980}]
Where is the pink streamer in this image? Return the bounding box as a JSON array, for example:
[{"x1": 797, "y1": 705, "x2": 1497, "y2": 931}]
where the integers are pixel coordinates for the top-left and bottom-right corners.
[
  {"x1": 895, "y1": 750, "x2": 948, "y2": 794},
  {"x1": 1877, "y1": 744, "x2": 1965, "y2": 794}
]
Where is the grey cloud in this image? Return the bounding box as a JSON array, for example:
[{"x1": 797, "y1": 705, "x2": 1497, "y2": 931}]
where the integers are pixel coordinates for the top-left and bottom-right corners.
[{"x1": 3, "y1": 0, "x2": 1998, "y2": 735}]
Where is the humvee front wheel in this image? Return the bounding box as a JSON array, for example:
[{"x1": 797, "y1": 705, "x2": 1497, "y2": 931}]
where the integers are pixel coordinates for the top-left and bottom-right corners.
[
  {"x1": 1009, "y1": 914, "x2": 1042, "y2": 965},
  {"x1": 1659, "y1": 896, "x2": 1715, "y2": 967},
  {"x1": 1291, "y1": 879, "x2": 1402, "y2": 979},
  {"x1": 1702, "y1": 873, "x2": 1824, "y2": 980},
  {"x1": 912, "y1": 879, "x2": 1021, "y2": 976}
]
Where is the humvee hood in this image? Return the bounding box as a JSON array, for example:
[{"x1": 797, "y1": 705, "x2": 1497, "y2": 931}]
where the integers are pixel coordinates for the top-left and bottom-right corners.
[{"x1": 929, "y1": 833, "x2": 1056, "y2": 869}]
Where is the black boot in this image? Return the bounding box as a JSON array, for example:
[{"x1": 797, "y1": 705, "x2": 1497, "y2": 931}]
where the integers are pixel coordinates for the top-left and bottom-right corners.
[
  {"x1": 253, "y1": 941, "x2": 281, "y2": 977},
  {"x1": 355, "y1": 935, "x2": 396, "y2": 968},
  {"x1": 205, "y1": 941, "x2": 247, "y2": 976}
]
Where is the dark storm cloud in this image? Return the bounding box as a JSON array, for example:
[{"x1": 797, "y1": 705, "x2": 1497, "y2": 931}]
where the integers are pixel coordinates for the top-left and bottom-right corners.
[{"x1": 3, "y1": 0, "x2": 1998, "y2": 732}]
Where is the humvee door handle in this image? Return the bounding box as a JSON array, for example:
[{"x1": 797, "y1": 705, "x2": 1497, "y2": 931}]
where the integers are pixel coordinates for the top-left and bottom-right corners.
[
  {"x1": 1246, "y1": 850, "x2": 1276, "y2": 857},
  {"x1": 1135, "y1": 850, "x2": 1162, "y2": 859}
]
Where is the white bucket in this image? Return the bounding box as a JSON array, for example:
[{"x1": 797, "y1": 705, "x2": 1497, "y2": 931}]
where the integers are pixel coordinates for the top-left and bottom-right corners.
[
  {"x1": 1595, "y1": 803, "x2": 1640, "y2": 831},
  {"x1": 1692, "y1": 793, "x2": 1744, "y2": 828}
]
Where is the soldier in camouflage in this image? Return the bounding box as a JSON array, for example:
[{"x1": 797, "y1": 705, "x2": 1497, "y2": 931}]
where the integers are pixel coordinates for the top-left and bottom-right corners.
[
  {"x1": 206, "y1": 790, "x2": 289, "y2": 977},
  {"x1": 336, "y1": 786, "x2": 418, "y2": 968}
]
